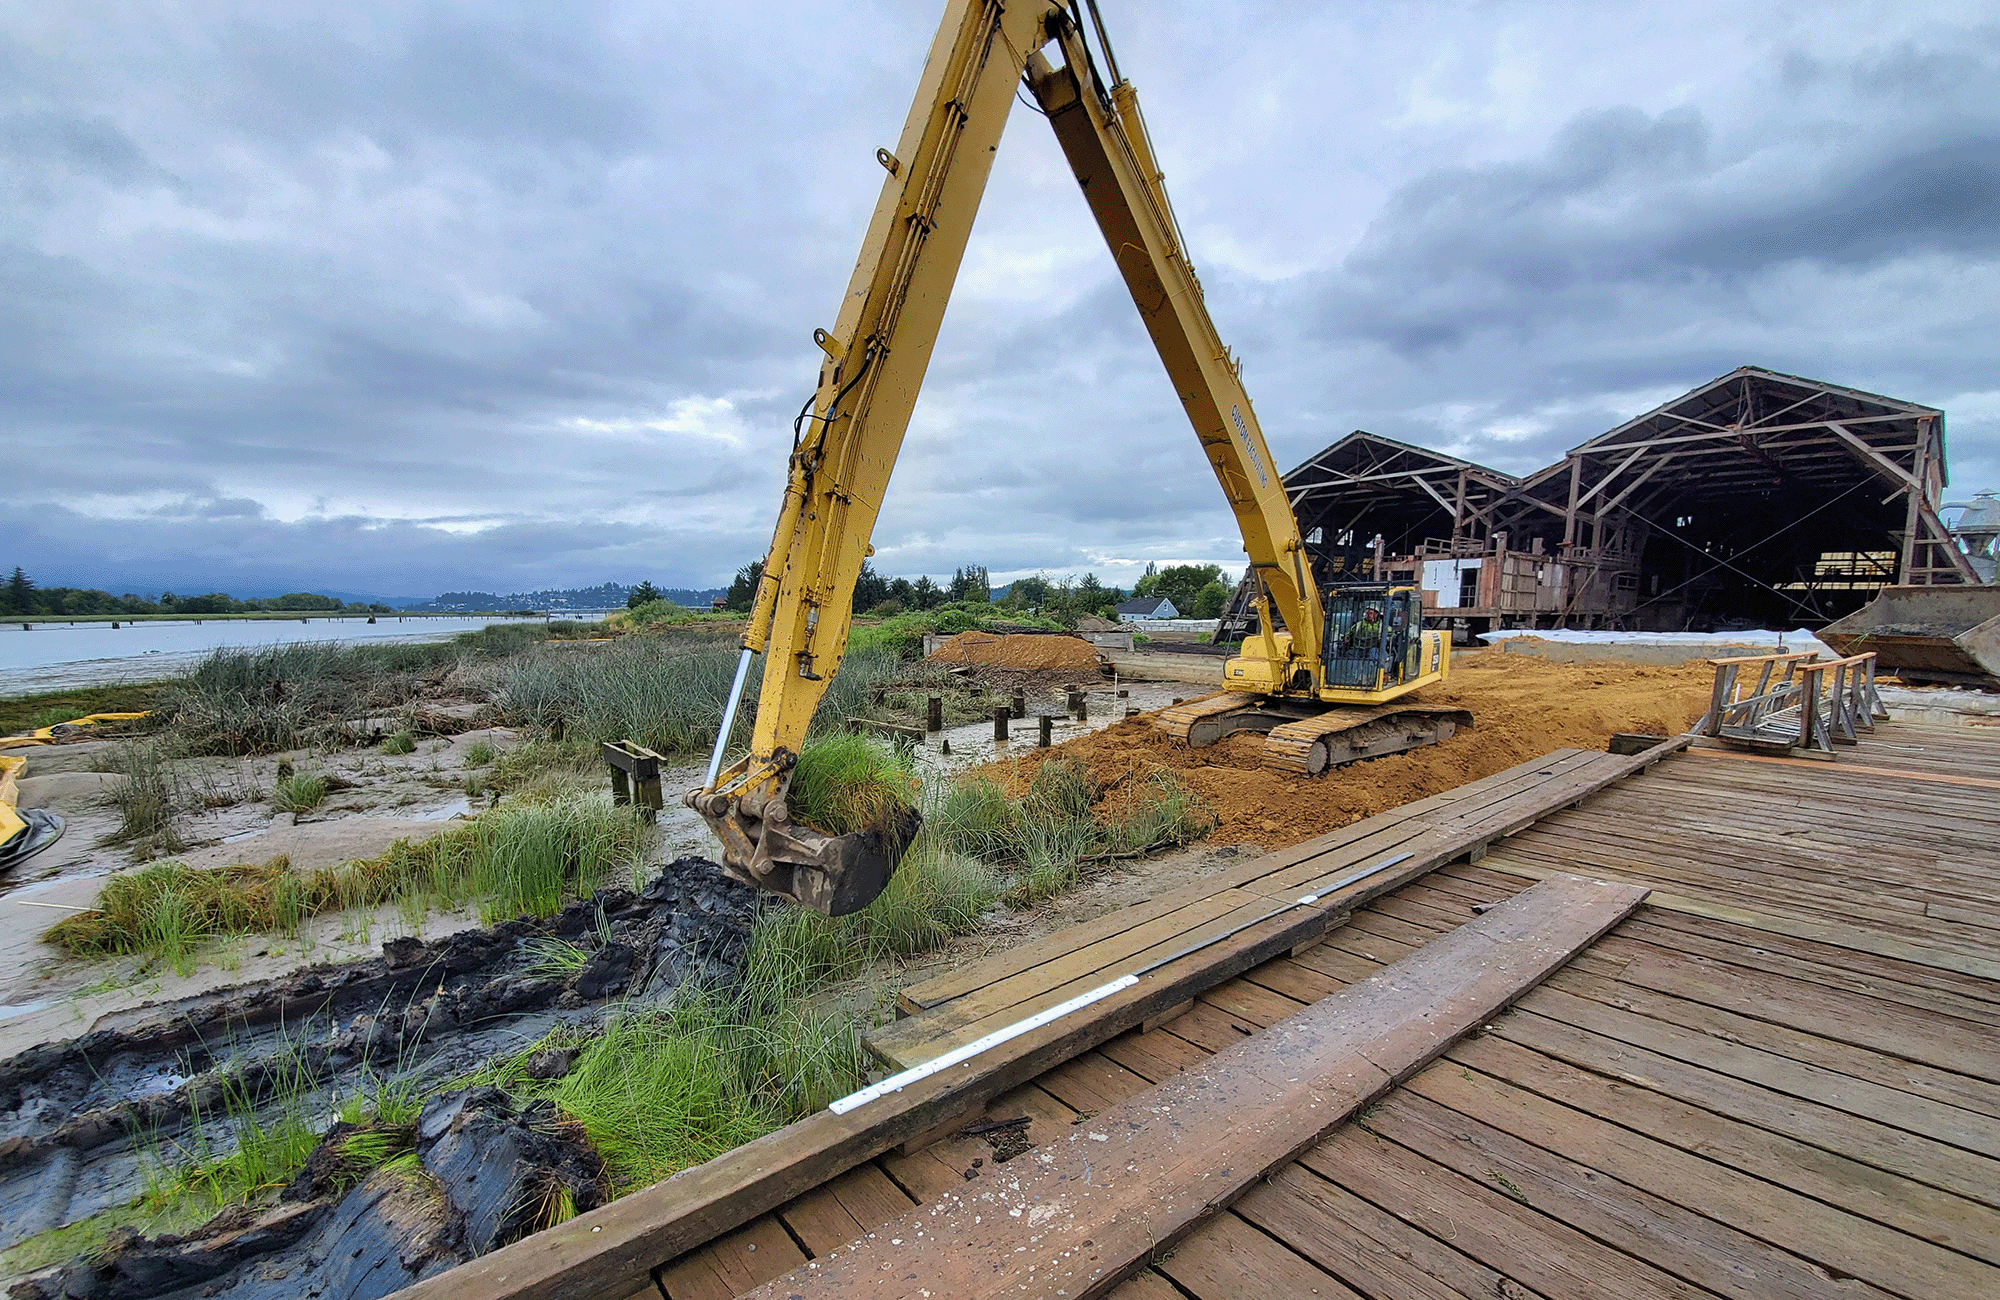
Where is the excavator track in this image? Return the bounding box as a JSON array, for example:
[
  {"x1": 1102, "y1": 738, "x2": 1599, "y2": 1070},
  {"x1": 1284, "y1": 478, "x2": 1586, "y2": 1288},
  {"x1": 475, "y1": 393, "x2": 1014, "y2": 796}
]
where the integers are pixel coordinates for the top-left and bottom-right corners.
[
  {"x1": 1260, "y1": 704, "x2": 1473, "y2": 775},
  {"x1": 1153, "y1": 694, "x2": 1472, "y2": 776}
]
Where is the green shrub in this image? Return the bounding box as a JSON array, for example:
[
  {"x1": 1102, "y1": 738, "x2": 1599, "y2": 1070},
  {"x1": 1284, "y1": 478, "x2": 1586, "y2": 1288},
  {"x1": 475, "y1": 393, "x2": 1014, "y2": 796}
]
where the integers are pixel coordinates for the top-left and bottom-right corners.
[
  {"x1": 845, "y1": 612, "x2": 937, "y2": 660},
  {"x1": 626, "y1": 598, "x2": 690, "y2": 626}
]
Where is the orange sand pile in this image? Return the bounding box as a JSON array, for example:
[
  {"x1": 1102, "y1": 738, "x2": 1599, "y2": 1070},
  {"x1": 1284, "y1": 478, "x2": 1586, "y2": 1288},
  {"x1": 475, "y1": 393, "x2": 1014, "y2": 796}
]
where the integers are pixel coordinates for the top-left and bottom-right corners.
[
  {"x1": 982, "y1": 649, "x2": 1715, "y2": 849},
  {"x1": 928, "y1": 631, "x2": 1105, "y2": 672}
]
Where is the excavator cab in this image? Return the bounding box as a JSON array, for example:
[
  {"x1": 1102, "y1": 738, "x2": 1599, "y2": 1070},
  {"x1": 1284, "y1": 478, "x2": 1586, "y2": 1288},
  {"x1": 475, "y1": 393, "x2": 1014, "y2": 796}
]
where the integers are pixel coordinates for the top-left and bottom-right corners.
[{"x1": 1323, "y1": 586, "x2": 1424, "y2": 691}]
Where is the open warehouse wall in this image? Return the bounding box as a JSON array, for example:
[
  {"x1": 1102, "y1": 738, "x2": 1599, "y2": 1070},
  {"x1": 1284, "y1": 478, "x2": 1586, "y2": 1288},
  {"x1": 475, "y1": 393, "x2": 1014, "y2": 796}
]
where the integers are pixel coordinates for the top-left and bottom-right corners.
[{"x1": 1279, "y1": 367, "x2": 1983, "y2": 633}]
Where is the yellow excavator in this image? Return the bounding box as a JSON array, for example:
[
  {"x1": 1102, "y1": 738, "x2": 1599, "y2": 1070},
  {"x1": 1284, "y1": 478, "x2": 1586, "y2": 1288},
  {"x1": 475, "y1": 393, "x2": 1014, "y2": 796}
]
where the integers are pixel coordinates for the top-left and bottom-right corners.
[{"x1": 688, "y1": 1, "x2": 1464, "y2": 914}]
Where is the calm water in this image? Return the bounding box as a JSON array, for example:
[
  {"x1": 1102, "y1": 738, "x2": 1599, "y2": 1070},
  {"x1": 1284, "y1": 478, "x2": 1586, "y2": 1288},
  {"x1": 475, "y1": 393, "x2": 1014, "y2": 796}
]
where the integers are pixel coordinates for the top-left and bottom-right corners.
[{"x1": 0, "y1": 615, "x2": 548, "y2": 694}]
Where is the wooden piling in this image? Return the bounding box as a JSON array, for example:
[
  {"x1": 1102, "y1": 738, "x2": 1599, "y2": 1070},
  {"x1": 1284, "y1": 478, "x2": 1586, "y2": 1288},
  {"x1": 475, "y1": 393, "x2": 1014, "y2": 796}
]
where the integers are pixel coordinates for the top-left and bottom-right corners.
[
  {"x1": 1038, "y1": 715, "x2": 1053, "y2": 747},
  {"x1": 927, "y1": 696, "x2": 943, "y2": 732},
  {"x1": 1010, "y1": 689, "x2": 1025, "y2": 719},
  {"x1": 992, "y1": 707, "x2": 1009, "y2": 741}
]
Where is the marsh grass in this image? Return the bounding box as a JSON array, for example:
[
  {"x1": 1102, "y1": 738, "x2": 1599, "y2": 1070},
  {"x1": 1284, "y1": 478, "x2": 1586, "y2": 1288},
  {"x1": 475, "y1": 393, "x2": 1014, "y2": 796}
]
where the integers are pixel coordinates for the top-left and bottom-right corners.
[
  {"x1": 520, "y1": 937, "x2": 591, "y2": 979},
  {"x1": 142, "y1": 1048, "x2": 325, "y2": 1210},
  {"x1": 106, "y1": 741, "x2": 188, "y2": 854},
  {"x1": 161, "y1": 628, "x2": 542, "y2": 756},
  {"x1": 497, "y1": 957, "x2": 865, "y2": 1194},
  {"x1": 380, "y1": 729, "x2": 416, "y2": 756},
  {"x1": 271, "y1": 772, "x2": 327, "y2": 813},
  {"x1": 48, "y1": 798, "x2": 651, "y2": 967},
  {"x1": 462, "y1": 740, "x2": 498, "y2": 766},
  {"x1": 490, "y1": 636, "x2": 905, "y2": 760},
  {"x1": 927, "y1": 758, "x2": 1215, "y2": 907},
  {"x1": 788, "y1": 734, "x2": 919, "y2": 836}
]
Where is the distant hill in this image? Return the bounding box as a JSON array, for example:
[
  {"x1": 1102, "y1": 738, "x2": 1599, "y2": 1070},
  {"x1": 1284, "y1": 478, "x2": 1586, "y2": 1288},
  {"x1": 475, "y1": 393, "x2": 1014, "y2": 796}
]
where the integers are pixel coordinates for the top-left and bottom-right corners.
[{"x1": 405, "y1": 583, "x2": 727, "y2": 612}]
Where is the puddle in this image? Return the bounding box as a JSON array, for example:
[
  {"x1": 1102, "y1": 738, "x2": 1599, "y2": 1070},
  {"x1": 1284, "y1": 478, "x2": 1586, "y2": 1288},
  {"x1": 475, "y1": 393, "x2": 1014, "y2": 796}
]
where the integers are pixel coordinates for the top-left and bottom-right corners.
[
  {"x1": 0, "y1": 1000, "x2": 49, "y2": 1022},
  {"x1": 409, "y1": 797, "x2": 472, "y2": 822},
  {"x1": 128, "y1": 1066, "x2": 188, "y2": 1100}
]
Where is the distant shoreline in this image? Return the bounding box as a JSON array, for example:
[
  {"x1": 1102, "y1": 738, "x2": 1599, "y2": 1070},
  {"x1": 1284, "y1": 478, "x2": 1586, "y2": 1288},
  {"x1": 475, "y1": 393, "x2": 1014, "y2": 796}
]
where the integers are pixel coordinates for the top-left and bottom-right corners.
[{"x1": 2, "y1": 610, "x2": 548, "y2": 627}]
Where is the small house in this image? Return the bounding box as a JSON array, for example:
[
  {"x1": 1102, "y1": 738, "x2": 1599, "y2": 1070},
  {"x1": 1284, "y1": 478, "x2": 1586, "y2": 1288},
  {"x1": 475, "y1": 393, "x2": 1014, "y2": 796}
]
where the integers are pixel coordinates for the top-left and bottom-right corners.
[{"x1": 1114, "y1": 596, "x2": 1178, "y2": 621}]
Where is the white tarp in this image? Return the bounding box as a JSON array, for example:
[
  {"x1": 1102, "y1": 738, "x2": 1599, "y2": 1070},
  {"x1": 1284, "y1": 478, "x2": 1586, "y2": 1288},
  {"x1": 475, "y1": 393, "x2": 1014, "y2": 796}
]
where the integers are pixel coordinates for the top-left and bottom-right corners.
[{"x1": 1478, "y1": 627, "x2": 1836, "y2": 657}]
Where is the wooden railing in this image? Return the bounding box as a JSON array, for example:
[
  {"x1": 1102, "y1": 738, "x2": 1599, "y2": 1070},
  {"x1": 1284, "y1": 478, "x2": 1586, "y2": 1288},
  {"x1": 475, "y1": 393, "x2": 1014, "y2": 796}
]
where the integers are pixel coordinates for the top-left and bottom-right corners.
[{"x1": 1698, "y1": 650, "x2": 1887, "y2": 756}]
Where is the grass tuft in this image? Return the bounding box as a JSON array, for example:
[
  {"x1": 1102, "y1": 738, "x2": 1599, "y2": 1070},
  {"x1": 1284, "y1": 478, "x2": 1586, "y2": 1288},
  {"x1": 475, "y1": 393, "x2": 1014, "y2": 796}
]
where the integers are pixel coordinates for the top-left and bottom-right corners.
[
  {"x1": 788, "y1": 734, "x2": 919, "y2": 836},
  {"x1": 271, "y1": 772, "x2": 326, "y2": 813},
  {"x1": 47, "y1": 798, "x2": 651, "y2": 968},
  {"x1": 462, "y1": 739, "x2": 498, "y2": 766},
  {"x1": 106, "y1": 741, "x2": 188, "y2": 854},
  {"x1": 381, "y1": 729, "x2": 416, "y2": 756}
]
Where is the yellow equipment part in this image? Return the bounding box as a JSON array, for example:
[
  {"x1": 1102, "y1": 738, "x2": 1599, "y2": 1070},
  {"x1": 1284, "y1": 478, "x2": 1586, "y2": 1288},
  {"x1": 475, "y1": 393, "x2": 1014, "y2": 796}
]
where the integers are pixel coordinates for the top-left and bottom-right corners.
[
  {"x1": 0, "y1": 755, "x2": 23, "y2": 844},
  {"x1": 689, "y1": 4, "x2": 1465, "y2": 915},
  {"x1": 0, "y1": 712, "x2": 151, "y2": 750}
]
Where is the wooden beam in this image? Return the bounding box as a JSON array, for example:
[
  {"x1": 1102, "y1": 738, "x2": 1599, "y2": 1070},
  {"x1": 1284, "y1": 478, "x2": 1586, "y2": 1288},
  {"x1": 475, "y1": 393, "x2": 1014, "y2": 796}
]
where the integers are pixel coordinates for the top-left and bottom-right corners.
[
  {"x1": 1570, "y1": 444, "x2": 1650, "y2": 512},
  {"x1": 1583, "y1": 412, "x2": 1921, "y2": 454},
  {"x1": 742, "y1": 874, "x2": 1650, "y2": 1300}
]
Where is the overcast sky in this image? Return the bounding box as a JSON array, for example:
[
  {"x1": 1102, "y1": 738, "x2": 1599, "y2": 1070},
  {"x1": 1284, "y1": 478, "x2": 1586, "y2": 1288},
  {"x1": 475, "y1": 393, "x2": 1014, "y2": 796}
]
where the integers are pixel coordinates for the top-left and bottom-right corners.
[{"x1": 6, "y1": 1, "x2": 1997, "y2": 598}]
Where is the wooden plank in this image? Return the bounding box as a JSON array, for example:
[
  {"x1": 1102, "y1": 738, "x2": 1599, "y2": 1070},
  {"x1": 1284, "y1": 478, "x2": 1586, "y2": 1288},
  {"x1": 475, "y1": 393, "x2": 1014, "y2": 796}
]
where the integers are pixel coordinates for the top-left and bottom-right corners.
[
  {"x1": 1504, "y1": 992, "x2": 2000, "y2": 1192},
  {"x1": 654, "y1": 1214, "x2": 804, "y2": 1300},
  {"x1": 737, "y1": 874, "x2": 1649, "y2": 1300},
  {"x1": 865, "y1": 888, "x2": 1268, "y2": 1065},
  {"x1": 1407, "y1": 1055, "x2": 2000, "y2": 1299},
  {"x1": 1687, "y1": 746, "x2": 2000, "y2": 791},
  {"x1": 1032, "y1": 1050, "x2": 1155, "y2": 1117},
  {"x1": 1479, "y1": 853, "x2": 2000, "y2": 981},
  {"x1": 1609, "y1": 944, "x2": 2000, "y2": 1081},
  {"x1": 1544, "y1": 965, "x2": 2000, "y2": 1125},
  {"x1": 1155, "y1": 1210, "x2": 1365, "y2": 1299},
  {"x1": 824, "y1": 1163, "x2": 916, "y2": 1238},
  {"x1": 1235, "y1": 1163, "x2": 1553, "y2": 1300},
  {"x1": 1301, "y1": 1124, "x2": 1709, "y2": 1300},
  {"x1": 1449, "y1": 1029, "x2": 2000, "y2": 1261},
  {"x1": 1611, "y1": 917, "x2": 2000, "y2": 1027},
  {"x1": 1105, "y1": 1272, "x2": 1183, "y2": 1300},
  {"x1": 1372, "y1": 1086, "x2": 1901, "y2": 1300},
  {"x1": 1618, "y1": 902, "x2": 2000, "y2": 1007}
]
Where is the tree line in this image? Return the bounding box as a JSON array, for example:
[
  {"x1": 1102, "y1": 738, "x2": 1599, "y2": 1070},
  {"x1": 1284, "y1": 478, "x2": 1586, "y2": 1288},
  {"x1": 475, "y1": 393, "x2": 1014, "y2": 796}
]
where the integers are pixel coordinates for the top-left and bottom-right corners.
[
  {"x1": 0, "y1": 568, "x2": 393, "y2": 617},
  {"x1": 708, "y1": 559, "x2": 1234, "y2": 624}
]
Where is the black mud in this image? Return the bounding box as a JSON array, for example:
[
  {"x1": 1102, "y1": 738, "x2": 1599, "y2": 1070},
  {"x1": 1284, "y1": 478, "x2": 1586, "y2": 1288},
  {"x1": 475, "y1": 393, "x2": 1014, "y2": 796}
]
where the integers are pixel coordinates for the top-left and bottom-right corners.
[{"x1": 0, "y1": 857, "x2": 757, "y2": 1298}]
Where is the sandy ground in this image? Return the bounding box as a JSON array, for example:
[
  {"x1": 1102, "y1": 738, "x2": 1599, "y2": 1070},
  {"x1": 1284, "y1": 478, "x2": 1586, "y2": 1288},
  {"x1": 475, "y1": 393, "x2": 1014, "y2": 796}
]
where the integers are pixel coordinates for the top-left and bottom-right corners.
[{"x1": 985, "y1": 648, "x2": 1716, "y2": 847}]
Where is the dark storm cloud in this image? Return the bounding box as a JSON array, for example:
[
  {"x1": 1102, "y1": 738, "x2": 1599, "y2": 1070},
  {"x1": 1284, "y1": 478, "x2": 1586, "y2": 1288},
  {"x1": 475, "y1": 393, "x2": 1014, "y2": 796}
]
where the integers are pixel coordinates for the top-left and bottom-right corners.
[{"x1": 3, "y1": 1, "x2": 1997, "y2": 596}]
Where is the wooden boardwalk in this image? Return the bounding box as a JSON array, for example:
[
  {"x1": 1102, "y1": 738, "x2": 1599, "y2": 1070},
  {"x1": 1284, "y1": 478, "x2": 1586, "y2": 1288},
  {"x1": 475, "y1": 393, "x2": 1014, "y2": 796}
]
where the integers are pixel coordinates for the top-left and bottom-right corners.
[{"x1": 402, "y1": 721, "x2": 2000, "y2": 1300}]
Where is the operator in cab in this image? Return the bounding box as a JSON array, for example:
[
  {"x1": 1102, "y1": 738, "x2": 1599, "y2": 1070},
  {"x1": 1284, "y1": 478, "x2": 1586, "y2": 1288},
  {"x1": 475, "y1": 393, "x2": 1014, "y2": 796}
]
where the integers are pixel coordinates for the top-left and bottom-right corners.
[{"x1": 1342, "y1": 606, "x2": 1386, "y2": 654}]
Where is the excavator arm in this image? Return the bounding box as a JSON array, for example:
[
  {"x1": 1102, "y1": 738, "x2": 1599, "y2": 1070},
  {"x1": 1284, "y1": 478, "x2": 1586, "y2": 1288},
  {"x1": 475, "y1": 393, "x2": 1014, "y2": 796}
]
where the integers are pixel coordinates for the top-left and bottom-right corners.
[{"x1": 690, "y1": 2, "x2": 1324, "y2": 914}]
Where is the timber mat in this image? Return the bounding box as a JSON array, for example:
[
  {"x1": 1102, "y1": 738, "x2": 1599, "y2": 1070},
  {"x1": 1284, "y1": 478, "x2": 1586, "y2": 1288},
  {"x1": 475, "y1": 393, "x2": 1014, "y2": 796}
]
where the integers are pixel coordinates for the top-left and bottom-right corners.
[{"x1": 742, "y1": 872, "x2": 1650, "y2": 1300}]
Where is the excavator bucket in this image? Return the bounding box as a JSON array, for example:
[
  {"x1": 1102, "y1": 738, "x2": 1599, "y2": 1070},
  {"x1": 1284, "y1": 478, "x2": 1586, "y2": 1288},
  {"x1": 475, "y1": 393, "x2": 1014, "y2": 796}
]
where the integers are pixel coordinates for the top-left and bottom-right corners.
[{"x1": 693, "y1": 777, "x2": 922, "y2": 917}]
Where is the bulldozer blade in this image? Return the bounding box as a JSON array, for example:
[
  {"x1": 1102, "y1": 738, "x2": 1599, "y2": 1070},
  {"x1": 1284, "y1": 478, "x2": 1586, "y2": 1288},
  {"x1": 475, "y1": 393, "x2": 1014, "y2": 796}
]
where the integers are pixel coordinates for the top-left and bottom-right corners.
[{"x1": 700, "y1": 794, "x2": 922, "y2": 917}]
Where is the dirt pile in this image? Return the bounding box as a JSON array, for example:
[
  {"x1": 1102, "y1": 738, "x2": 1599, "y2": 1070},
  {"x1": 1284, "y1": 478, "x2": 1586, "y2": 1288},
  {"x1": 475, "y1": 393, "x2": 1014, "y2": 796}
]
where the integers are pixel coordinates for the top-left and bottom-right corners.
[
  {"x1": 984, "y1": 650, "x2": 1714, "y2": 848},
  {"x1": 928, "y1": 631, "x2": 1106, "y2": 673}
]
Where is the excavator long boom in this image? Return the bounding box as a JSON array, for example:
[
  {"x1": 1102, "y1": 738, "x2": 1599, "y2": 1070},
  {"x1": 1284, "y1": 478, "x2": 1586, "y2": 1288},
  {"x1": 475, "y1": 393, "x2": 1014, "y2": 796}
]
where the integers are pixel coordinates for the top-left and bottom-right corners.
[{"x1": 691, "y1": 2, "x2": 1324, "y2": 914}]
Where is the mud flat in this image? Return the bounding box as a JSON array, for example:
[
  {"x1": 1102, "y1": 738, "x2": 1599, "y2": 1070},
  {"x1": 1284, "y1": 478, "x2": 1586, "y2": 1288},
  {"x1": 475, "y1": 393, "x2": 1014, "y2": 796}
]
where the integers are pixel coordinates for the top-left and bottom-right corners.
[{"x1": 1, "y1": 858, "x2": 758, "y2": 1299}]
